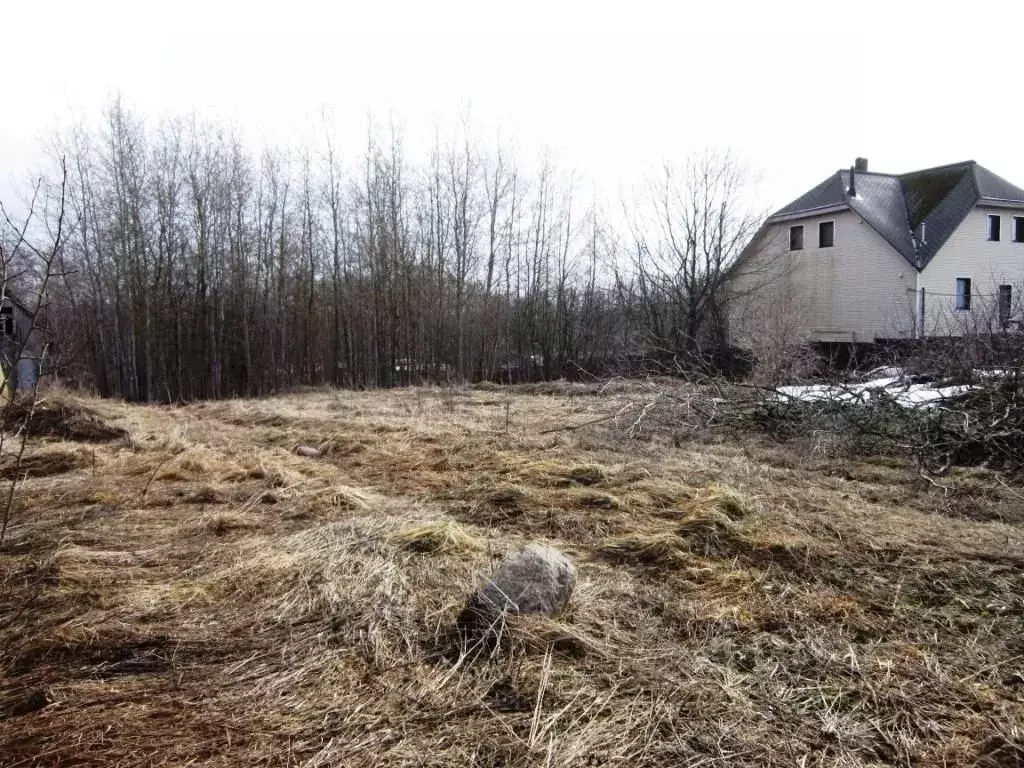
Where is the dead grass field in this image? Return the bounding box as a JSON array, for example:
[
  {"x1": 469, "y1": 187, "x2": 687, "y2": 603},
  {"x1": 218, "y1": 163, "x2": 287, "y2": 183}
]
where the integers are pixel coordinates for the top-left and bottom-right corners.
[{"x1": 1, "y1": 384, "x2": 1023, "y2": 767}]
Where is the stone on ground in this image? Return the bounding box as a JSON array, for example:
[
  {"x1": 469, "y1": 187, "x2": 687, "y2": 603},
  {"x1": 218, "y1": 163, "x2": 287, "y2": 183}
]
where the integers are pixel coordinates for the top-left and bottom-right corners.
[{"x1": 460, "y1": 543, "x2": 576, "y2": 628}]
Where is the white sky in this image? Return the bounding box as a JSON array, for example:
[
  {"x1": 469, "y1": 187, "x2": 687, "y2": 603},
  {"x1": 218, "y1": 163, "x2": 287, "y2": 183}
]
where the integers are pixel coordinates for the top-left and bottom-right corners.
[{"x1": 4, "y1": 0, "x2": 1024, "y2": 217}]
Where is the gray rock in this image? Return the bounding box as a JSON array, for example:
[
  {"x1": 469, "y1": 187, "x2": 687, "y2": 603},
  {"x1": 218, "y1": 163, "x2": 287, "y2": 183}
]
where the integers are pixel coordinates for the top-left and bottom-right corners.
[
  {"x1": 461, "y1": 543, "x2": 576, "y2": 628},
  {"x1": 295, "y1": 445, "x2": 321, "y2": 458}
]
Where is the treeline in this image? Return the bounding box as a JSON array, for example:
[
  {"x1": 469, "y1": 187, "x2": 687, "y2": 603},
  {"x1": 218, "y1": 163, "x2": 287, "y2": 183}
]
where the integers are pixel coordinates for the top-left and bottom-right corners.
[{"x1": 8, "y1": 100, "x2": 759, "y2": 401}]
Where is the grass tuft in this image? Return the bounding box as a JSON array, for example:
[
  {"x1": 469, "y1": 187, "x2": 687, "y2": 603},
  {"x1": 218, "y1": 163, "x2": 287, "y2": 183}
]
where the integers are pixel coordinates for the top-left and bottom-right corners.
[
  {"x1": 0, "y1": 448, "x2": 89, "y2": 480},
  {"x1": 565, "y1": 464, "x2": 606, "y2": 486},
  {"x1": 187, "y1": 485, "x2": 225, "y2": 504},
  {"x1": 675, "y1": 508, "x2": 740, "y2": 556},
  {"x1": 598, "y1": 531, "x2": 693, "y2": 567},
  {"x1": 392, "y1": 519, "x2": 483, "y2": 554},
  {"x1": 327, "y1": 484, "x2": 380, "y2": 512},
  {"x1": 696, "y1": 484, "x2": 755, "y2": 520},
  {"x1": 486, "y1": 485, "x2": 528, "y2": 506},
  {"x1": 201, "y1": 512, "x2": 258, "y2": 536}
]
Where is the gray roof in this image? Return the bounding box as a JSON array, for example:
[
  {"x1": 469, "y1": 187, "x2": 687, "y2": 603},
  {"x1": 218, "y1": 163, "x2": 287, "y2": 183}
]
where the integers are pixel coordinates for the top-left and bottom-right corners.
[{"x1": 770, "y1": 161, "x2": 1024, "y2": 268}]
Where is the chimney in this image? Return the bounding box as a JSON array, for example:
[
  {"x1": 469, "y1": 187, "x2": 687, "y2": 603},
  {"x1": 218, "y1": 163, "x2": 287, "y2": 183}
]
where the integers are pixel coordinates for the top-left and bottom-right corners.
[
  {"x1": 848, "y1": 165, "x2": 856, "y2": 197},
  {"x1": 855, "y1": 157, "x2": 869, "y2": 172}
]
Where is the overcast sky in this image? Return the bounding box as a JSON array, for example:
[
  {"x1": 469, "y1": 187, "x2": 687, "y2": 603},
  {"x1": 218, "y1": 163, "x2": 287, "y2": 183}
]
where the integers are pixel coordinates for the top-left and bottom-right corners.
[{"x1": 4, "y1": 0, "x2": 1024, "y2": 217}]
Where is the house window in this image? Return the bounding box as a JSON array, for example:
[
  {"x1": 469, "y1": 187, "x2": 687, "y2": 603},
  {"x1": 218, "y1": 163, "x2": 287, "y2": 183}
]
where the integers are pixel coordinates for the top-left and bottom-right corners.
[
  {"x1": 988, "y1": 214, "x2": 1001, "y2": 241},
  {"x1": 1014, "y1": 216, "x2": 1024, "y2": 243},
  {"x1": 955, "y1": 278, "x2": 972, "y2": 311},
  {"x1": 0, "y1": 306, "x2": 12, "y2": 338},
  {"x1": 999, "y1": 285, "x2": 1013, "y2": 326},
  {"x1": 818, "y1": 221, "x2": 835, "y2": 248},
  {"x1": 789, "y1": 225, "x2": 804, "y2": 251}
]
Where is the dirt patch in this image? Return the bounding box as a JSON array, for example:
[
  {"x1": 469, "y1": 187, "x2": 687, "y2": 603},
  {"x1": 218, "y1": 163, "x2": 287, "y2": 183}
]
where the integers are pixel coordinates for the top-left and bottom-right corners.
[
  {"x1": 0, "y1": 449, "x2": 89, "y2": 480},
  {"x1": 3, "y1": 399, "x2": 127, "y2": 443}
]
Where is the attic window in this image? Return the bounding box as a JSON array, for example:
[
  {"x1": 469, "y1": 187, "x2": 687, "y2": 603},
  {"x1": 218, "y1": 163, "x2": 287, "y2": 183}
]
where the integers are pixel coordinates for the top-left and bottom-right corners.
[
  {"x1": 1014, "y1": 216, "x2": 1024, "y2": 243},
  {"x1": 988, "y1": 214, "x2": 1001, "y2": 241},
  {"x1": 955, "y1": 278, "x2": 972, "y2": 311},
  {"x1": 0, "y1": 306, "x2": 12, "y2": 338},
  {"x1": 818, "y1": 221, "x2": 835, "y2": 248},
  {"x1": 789, "y1": 225, "x2": 804, "y2": 251}
]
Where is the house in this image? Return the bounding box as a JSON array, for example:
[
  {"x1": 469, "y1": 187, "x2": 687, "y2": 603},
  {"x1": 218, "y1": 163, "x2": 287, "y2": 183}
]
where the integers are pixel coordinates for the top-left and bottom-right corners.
[
  {"x1": 0, "y1": 293, "x2": 45, "y2": 399},
  {"x1": 728, "y1": 159, "x2": 1024, "y2": 348}
]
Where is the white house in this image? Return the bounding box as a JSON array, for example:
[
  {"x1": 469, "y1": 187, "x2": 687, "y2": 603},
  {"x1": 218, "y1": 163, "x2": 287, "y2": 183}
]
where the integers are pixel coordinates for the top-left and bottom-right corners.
[{"x1": 728, "y1": 159, "x2": 1024, "y2": 347}]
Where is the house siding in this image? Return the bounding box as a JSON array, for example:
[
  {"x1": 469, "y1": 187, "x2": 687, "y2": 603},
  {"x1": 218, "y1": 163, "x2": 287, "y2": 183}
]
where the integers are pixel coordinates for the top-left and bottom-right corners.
[
  {"x1": 730, "y1": 210, "x2": 916, "y2": 345},
  {"x1": 919, "y1": 207, "x2": 1024, "y2": 334},
  {"x1": 0, "y1": 297, "x2": 45, "y2": 398}
]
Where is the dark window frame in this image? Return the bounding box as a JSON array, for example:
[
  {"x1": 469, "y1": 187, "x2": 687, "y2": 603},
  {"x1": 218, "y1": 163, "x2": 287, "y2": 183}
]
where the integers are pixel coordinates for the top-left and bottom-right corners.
[
  {"x1": 818, "y1": 220, "x2": 835, "y2": 248},
  {"x1": 955, "y1": 277, "x2": 972, "y2": 311},
  {"x1": 0, "y1": 306, "x2": 13, "y2": 338},
  {"x1": 999, "y1": 284, "x2": 1013, "y2": 326},
  {"x1": 988, "y1": 214, "x2": 1001, "y2": 241},
  {"x1": 789, "y1": 225, "x2": 804, "y2": 251},
  {"x1": 1014, "y1": 216, "x2": 1024, "y2": 243}
]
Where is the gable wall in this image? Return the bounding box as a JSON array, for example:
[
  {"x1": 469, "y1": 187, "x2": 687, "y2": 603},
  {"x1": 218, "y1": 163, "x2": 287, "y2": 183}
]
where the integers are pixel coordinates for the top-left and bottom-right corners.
[
  {"x1": 919, "y1": 207, "x2": 1024, "y2": 334},
  {"x1": 729, "y1": 210, "x2": 916, "y2": 346}
]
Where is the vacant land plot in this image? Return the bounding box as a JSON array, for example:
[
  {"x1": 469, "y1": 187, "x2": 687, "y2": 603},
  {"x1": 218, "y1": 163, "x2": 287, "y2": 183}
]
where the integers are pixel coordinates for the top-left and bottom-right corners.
[{"x1": 1, "y1": 385, "x2": 1022, "y2": 767}]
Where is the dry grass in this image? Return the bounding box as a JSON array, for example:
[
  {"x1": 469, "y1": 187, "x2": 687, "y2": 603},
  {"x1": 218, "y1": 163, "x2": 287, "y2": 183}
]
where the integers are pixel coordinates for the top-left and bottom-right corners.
[
  {"x1": 2, "y1": 384, "x2": 1023, "y2": 767},
  {"x1": 693, "y1": 483, "x2": 755, "y2": 519},
  {"x1": 599, "y1": 504, "x2": 742, "y2": 564},
  {"x1": 674, "y1": 508, "x2": 741, "y2": 556},
  {"x1": 196, "y1": 511, "x2": 261, "y2": 536},
  {"x1": 2, "y1": 393, "x2": 128, "y2": 443},
  {"x1": 597, "y1": 531, "x2": 694, "y2": 567},
  {"x1": 393, "y1": 519, "x2": 484, "y2": 554},
  {"x1": 0, "y1": 446, "x2": 91, "y2": 480}
]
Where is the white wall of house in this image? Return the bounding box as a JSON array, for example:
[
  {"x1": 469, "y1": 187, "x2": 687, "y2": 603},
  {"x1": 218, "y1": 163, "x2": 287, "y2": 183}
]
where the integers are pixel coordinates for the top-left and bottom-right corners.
[
  {"x1": 730, "y1": 209, "x2": 916, "y2": 346},
  {"x1": 919, "y1": 207, "x2": 1024, "y2": 334}
]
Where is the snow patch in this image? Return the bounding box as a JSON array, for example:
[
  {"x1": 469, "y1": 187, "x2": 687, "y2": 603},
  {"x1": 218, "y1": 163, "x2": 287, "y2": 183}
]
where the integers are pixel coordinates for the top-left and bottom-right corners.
[{"x1": 776, "y1": 369, "x2": 978, "y2": 410}]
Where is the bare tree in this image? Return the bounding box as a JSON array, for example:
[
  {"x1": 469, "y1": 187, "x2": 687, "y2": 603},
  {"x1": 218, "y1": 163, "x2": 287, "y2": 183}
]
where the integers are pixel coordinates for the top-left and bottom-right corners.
[
  {"x1": 619, "y1": 151, "x2": 762, "y2": 367},
  {"x1": 26, "y1": 99, "x2": 772, "y2": 400},
  {"x1": 0, "y1": 159, "x2": 69, "y2": 546}
]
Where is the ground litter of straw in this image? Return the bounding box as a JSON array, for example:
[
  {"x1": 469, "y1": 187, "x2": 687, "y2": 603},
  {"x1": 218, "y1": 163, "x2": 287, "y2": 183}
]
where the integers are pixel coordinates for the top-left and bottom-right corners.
[{"x1": 1, "y1": 385, "x2": 1023, "y2": 767}]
